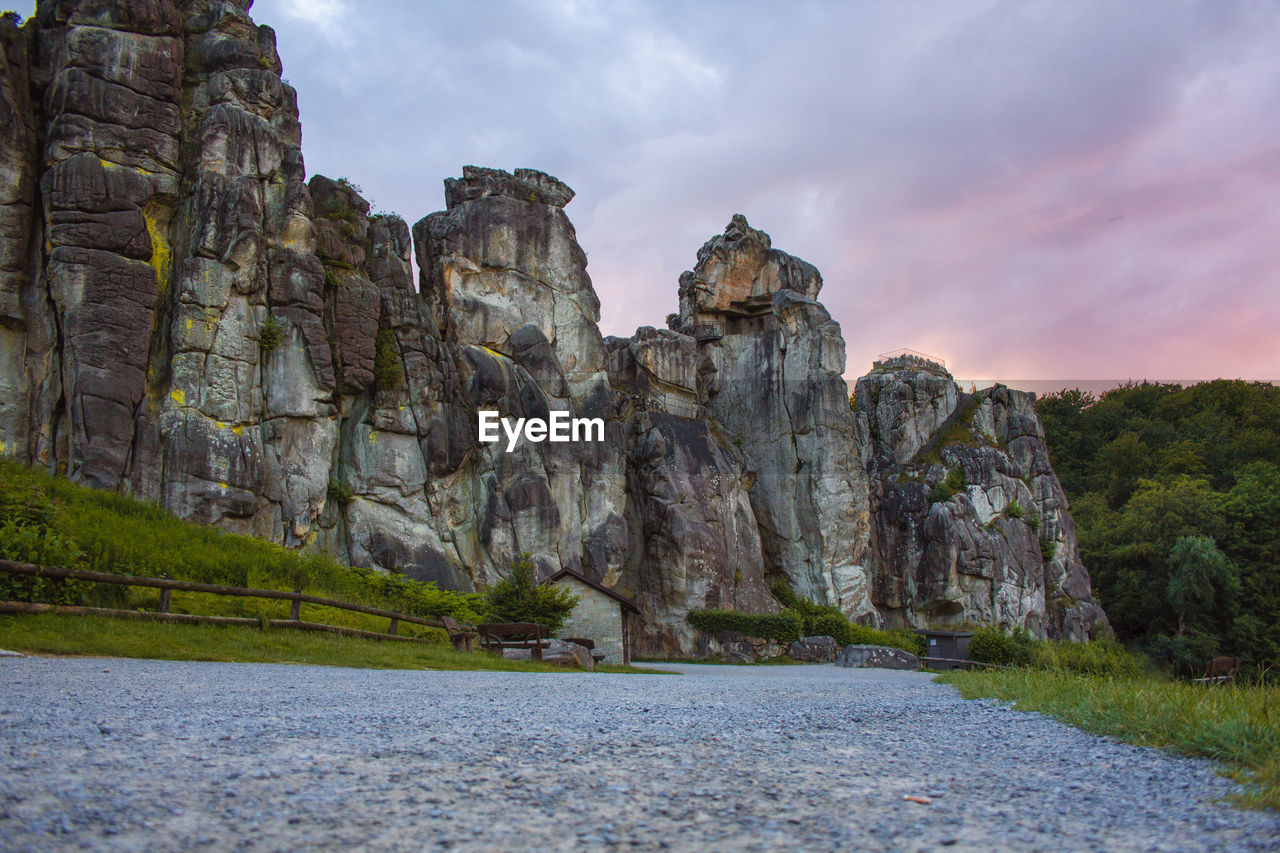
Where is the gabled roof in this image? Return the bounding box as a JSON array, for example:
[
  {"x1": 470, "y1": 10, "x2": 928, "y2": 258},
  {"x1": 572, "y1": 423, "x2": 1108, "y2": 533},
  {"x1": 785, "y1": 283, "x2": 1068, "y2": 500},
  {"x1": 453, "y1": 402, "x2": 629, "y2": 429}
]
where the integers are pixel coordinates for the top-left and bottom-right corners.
[{"x1": 544, "y1": 568, "x2": 641, "y2": 614}]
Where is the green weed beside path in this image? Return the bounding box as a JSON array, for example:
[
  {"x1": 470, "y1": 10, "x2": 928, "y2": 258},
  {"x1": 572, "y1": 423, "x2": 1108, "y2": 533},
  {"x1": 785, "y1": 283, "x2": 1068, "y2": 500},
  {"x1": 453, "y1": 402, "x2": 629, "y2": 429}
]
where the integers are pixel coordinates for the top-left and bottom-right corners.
[{"x1": 939, "y1": 667, "x2": 1280, "y2": 811}]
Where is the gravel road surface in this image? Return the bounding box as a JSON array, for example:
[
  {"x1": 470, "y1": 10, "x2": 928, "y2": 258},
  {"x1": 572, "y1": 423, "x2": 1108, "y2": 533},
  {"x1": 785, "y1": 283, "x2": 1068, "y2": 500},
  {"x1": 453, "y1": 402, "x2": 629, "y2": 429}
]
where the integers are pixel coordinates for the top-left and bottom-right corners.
[{"x1": 1, "y1": 657, "x2": 1277, "y2": 852}]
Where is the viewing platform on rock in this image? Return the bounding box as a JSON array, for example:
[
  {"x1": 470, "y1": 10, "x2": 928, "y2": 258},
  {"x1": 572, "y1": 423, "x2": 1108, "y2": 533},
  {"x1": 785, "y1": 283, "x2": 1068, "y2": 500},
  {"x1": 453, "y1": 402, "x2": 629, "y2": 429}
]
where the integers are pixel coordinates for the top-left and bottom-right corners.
[{"x1": 871, "y1": 349, "x2": 951, "y2": 377}]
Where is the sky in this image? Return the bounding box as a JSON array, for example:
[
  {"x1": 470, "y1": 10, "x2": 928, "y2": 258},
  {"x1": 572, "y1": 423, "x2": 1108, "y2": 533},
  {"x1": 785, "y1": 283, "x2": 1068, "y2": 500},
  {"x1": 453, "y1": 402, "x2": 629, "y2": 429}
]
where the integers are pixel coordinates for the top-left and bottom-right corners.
[{"x1": 51, "y1": 0, "x2": 1280, "y2": 380}]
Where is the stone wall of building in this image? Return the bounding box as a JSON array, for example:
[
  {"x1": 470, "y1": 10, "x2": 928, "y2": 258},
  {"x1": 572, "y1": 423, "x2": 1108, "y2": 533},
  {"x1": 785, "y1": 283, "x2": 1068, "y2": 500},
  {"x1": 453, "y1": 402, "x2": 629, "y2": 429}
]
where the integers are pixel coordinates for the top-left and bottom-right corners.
[{"x1": 553, "y1": 580, "x2": 627, "y2": 665}]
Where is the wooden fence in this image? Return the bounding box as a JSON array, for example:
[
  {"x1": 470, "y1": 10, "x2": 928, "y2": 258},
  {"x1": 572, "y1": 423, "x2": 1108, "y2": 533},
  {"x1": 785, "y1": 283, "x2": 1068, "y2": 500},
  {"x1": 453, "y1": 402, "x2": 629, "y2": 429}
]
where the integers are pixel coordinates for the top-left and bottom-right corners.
[{"x1": 0, "y1": 559, "x2": 461, "y2": 643}]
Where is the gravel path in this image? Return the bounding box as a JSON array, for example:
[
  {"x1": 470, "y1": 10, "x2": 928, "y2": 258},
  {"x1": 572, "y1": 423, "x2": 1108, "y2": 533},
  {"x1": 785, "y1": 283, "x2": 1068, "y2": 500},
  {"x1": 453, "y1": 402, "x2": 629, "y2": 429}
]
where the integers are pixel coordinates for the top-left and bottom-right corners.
[{"x1": 1, "y1": 658, "x2": 1277, "y2": 852}]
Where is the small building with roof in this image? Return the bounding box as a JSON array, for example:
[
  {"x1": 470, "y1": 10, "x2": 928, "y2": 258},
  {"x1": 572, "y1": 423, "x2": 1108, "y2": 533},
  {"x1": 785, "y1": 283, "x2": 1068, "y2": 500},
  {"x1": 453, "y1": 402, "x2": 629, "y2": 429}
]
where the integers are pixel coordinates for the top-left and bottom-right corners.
[{"x1": 545, "y1": 568, "x2": 641, "y2": 666}]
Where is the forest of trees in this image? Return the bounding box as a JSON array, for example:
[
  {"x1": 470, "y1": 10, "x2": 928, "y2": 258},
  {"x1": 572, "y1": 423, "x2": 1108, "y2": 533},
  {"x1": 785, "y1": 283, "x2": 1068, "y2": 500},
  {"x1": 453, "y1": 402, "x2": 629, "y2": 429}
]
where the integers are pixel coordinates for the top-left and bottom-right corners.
[{"x1": 1036, "y1": 380, "x2": 1280, "y2": 674}]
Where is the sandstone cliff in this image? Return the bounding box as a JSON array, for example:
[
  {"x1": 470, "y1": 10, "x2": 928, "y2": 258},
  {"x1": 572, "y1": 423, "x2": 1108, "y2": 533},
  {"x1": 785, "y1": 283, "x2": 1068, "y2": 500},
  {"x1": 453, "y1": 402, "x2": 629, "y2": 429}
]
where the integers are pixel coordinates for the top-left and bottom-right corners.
[
  {"x1": 855, "y1": 358, "x2": 1108, "y2": 638},
  {"x1": 0, "y1": 0, "x2": 1108, "y2": 653}
]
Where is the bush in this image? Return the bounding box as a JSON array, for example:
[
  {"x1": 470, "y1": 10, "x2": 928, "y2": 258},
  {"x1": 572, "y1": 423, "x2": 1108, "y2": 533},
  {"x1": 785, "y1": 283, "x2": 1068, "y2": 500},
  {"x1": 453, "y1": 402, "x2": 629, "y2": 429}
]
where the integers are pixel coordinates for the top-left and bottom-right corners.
[
  {"x1": 1029, "y1": 637, "x2": 1147, "y2": 677},
  {"x1": 0, "y1": 470, "x2": 92, "y2": 604},
  {"x1": 259, "y1": 315, "x2": 285, "y2": 353},
  {"x1": 686, "y1": 609, "x2": 804, "y2": 645},
  {"x1": 768, "y1": 576, "x2": 924, "y2": 655},
  {"x1": 968, "y1": 624, "x2": 1150, "y2": 677},
  {"x1": 373, "y1": 329, "x2": 404, "y2": 391},
  {"x1": 480, "y1": 555, "x2": 578, "y2": 633},
  {"x1": 968, "y1": 626, "x2": 1033, "y2": 666},
  {"x1": 876, "y1": 627, "x2": 928, "y2": 657},
  {"x1": 316, "y1": 197, "x2": 354, "y2": 219},
  {"x1": 327, "y1": 478, "x2": 355, "y2": 507},
  {"x1": 809, "y1": 611, "x2": 855, "y2": 645},
  {"x1": 1005, "y1": 499, "x2": 1024, "y2": 519},
  {"x1": 1145, "y1": 633, "x2": 1221, "y2": 679},
  {"x1": 930, "y1": 466, "x2": 967, "y2": 504},
  {"x1": 1039, "y1": 534, "x2": 1055, "y2": 562}
]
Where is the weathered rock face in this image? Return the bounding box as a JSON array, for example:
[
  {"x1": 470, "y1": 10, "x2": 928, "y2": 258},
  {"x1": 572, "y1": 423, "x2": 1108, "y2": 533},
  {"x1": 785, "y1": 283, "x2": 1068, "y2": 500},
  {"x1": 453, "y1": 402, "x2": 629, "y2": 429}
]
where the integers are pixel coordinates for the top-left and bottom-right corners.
[
  {"x1": 855, "y1": 358, "x2": 1110, "y2": 640},
  {"x1": 0, "y1": 0, "x2": 1108, "y2": 655},
  {"x1": 621, "y1": 411, "x2": 771, "y2": 655},
  {"x1": 32, "y1": 1, "x2": 184, "y2": 490},
  {"x1": 789, "y1": 635, "x2": 840, "y2": 662},
  {"x1": 0, "y1": 15, "x2": 39, "y2": 464},
  {"x1": 674, "y1": 215, "x2": 876, "y2": 624},
  {"x1": 835, "y1": 644, "x2": 920, "y2": 671},
  {"x1": 406, "y1": 166, "x2": 628, "y2": 589}
]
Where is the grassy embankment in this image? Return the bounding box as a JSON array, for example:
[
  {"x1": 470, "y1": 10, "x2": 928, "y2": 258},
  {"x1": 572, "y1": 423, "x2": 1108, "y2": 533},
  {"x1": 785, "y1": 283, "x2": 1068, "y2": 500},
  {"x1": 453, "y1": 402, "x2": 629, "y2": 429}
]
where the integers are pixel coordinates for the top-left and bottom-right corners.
[
  {"x1": 0, "y1": 613, "x2": 582, "y2": 671},
  {"x1": 0, "y1": 460, "x2": 655, "y2": 672},
  {"x1": 939, "y1": 664, "x2": 1280, "y2": 811}
]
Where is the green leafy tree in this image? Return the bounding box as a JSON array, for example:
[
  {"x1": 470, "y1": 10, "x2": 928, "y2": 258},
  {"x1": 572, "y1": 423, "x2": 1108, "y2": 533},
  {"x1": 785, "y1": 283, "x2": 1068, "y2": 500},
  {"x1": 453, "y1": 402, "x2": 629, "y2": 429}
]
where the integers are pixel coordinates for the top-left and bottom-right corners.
[
  {"x1": 481, "y1": 555, "x2": 579, "y2": 633},
  {"x1": 1165, "y1": 536, "x2": 1239, "y2": 637},
  {"x1": 1037, "y1": 380, "x2": 1280, "y2": 669},
  {"x1": 1091, "y1": 431, "x2": 1151, "y2": 509}
]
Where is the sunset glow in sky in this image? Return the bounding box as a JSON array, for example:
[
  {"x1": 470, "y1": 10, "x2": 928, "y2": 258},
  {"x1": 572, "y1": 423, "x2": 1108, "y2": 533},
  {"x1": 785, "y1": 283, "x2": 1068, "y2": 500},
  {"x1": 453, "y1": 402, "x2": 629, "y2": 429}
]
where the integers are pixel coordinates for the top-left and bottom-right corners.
[{"x1": 241, "y1": 0, "x2": 1279, "y2": 380}]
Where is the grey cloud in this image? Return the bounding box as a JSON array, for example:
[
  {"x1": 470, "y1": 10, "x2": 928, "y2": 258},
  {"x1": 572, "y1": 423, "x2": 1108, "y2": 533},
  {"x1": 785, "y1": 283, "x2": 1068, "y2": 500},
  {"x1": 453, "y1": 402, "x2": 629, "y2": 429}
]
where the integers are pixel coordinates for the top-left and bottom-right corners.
[{"x1": 253, "y1": 0, "x2": 1280, "y2": 380}]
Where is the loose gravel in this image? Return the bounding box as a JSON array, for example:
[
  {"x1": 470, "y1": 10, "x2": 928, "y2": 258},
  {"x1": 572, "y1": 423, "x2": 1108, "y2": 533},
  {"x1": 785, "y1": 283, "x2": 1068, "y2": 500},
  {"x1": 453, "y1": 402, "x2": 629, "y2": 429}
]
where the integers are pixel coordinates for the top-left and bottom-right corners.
[{"x1": 1, "y1": 657, "x2": 1277, "y2": 852}]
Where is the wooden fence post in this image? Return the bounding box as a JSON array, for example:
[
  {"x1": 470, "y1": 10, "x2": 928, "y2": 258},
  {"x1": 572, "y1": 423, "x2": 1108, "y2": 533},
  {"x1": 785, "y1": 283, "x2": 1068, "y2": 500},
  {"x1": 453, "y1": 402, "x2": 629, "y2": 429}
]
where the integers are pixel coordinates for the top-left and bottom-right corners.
[{"x1": 0, "y1": 560, "x2": 459, "y2": 642}]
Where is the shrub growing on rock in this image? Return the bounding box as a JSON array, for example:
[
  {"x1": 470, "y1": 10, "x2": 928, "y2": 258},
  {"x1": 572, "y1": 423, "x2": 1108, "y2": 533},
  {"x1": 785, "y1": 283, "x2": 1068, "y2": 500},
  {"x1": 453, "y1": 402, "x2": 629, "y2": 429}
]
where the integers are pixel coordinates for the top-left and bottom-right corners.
[
  {"x1": 259, "y1": 315, "x2": 285, "y2": 353},
  {"x1": 326, "y1": 478, "x2": 355, "y2": 507},
  {"x1": 373, "y1": 329, "x2": 404, "y2": 391},
  {"x1": 929, "y1": 465, "x2": 967, "y2": 504}
]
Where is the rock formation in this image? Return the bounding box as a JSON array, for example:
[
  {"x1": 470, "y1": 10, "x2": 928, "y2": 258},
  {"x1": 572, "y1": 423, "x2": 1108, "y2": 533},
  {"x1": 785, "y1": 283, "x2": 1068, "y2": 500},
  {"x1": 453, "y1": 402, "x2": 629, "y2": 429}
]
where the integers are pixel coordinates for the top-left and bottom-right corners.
[
  {"x1": 672, "y1": 214, "x2": 875, "y2": 623},
  {"x1": 0, "y1": 0, "x2": 1108, "y2": 655},
  {"x1": 855, "y1": 356, "x2": 1108, "y2": 638}
]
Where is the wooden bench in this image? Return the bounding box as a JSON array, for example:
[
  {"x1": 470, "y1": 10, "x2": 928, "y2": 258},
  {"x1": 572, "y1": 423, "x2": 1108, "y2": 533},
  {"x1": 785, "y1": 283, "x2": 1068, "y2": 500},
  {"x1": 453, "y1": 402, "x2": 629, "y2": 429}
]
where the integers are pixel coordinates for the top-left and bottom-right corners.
[
  {"x1": 441, "y1": 616, "x2": 478, "y2": 653},
  {"x1": 477, "y1": 622, "x2": 549, "y2": 660},
  {"x1": 564, "y1": 637, "x2": 607, "y2": 665}
]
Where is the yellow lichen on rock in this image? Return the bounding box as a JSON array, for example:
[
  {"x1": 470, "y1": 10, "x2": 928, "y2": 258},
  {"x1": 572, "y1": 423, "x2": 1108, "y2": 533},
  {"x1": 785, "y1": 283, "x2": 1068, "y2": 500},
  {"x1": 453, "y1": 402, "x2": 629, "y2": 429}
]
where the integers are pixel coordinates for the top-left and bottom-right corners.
[{"x1": 142, "y1": 202, "x2": 172, "y2": 291}]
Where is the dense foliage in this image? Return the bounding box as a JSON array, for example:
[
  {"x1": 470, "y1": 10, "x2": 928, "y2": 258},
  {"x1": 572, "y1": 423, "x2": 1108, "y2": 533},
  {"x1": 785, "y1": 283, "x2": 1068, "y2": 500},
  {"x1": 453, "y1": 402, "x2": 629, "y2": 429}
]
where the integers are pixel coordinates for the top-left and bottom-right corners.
[
  {"x1": 967, "y1": 626, "x2": 1147, "y2": 677},
  {"x1": 685, "y1": 608, "x2": 804, "y2": 644},
  {"x1": 0, "y1": 460, "x2": 483, "y2": 622},
  {"x1": 684, "y1": 581, "x2": 926, "y2": 657},
  {"x1": 770, "y1": 578, "x2": 926, "y2": 655},
  {"x1": 1036, "y1": 380, "x2": 1280, "y2": 673},
  {"x1": 479, "y1": 555, "x2": 579, "y2": 633}
]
